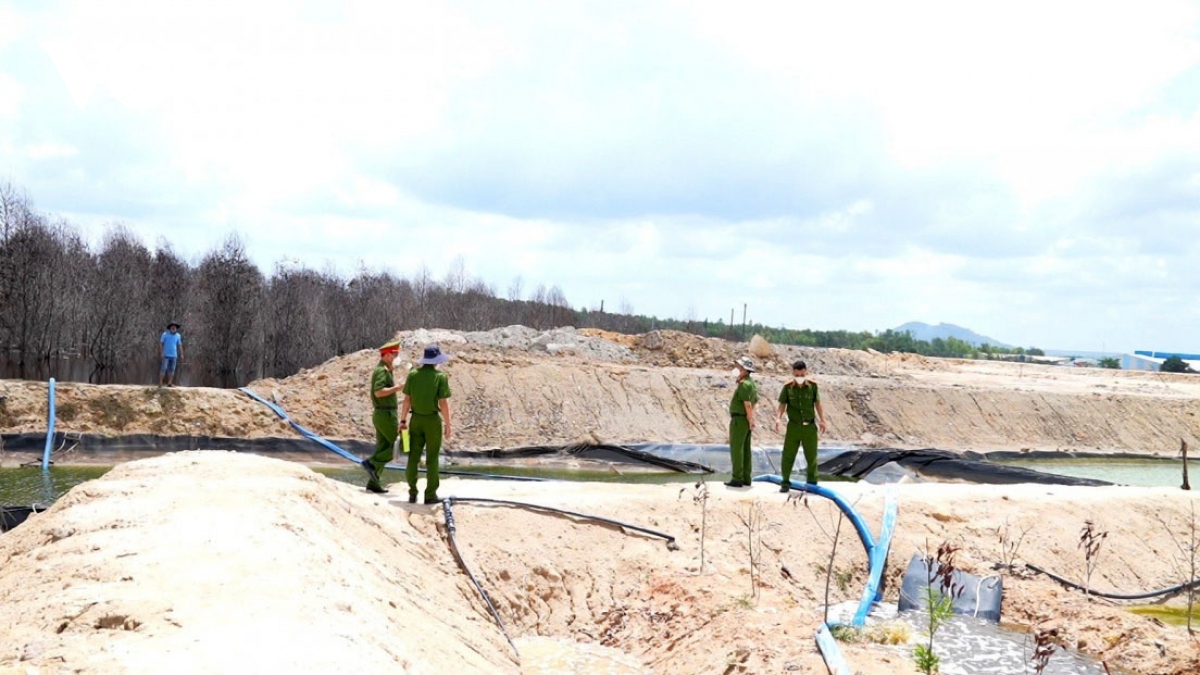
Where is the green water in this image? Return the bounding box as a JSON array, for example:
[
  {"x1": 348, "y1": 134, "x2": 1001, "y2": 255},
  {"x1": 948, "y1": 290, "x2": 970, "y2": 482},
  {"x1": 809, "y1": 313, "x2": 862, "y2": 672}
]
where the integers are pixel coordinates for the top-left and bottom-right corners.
[
  {"x1": 992, "y1": 457, "x2": 1200, "y2": 487},
  {"x1": 0, "y1": 463, "x2": 710, "y2": 507},
  {"x1": 0, "y1": 466, "x2": 111, "y2": 505},
  {"x1": 1129, "y1": 605, "x2": 1200, "y2": 626}
]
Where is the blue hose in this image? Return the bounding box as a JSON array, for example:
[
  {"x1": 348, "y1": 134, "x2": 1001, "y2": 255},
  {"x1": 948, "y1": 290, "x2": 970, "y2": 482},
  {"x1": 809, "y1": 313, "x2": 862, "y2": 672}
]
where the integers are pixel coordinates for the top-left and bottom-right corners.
[
  {"x1": 754, "y1": 475, "x2": 898, "y2": 627},
  {"x1": 814, "y1": 623, "x2": 852, "y2": 674},
  {"x1": 239, "y1": 388, "x2": 545, "y2": 482},
  {"x1": 41, "y1": 378, "x2": 56, "y2": 470},
  {"x1": 852, "y1": 490, "x2": 897, "y2": 625},
  {"x1": 753, "y1": 475, "x2": 876, "y2": 553}
]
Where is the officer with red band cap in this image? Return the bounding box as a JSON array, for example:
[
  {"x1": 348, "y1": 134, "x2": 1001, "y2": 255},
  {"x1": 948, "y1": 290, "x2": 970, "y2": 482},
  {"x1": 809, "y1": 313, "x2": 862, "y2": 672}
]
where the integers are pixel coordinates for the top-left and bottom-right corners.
[{"x1": 362, "y1": 340, "x2": 403, "y2": 493}]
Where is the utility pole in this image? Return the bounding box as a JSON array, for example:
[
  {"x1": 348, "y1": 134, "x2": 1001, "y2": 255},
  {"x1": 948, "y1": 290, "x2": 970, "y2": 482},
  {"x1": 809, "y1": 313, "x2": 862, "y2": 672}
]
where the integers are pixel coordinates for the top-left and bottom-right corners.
[{"x1": 742, "y1": 303, "x2": 748, "y2": 340}]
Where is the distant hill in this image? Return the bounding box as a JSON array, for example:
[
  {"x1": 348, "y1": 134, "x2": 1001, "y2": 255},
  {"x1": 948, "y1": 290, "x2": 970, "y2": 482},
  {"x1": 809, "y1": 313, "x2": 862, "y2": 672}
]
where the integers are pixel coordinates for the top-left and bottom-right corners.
[{"x1": 893, "y1": 322, "x2": 1013, "y2": 349}]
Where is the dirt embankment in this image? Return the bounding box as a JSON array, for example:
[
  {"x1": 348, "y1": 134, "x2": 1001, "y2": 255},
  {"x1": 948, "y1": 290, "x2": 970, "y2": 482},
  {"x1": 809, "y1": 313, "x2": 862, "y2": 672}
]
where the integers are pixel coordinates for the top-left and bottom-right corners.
[
  {"x1": 3, "y1": 327, "x2": 1200, "y2": 455},
  {"x1": 3, "y1": 452, "x2": 1200, "y2": 674}
]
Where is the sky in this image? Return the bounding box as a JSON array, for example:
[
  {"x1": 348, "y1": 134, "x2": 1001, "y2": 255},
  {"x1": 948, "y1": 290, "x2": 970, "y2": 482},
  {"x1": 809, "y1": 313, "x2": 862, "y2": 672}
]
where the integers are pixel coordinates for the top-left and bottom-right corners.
[{"x1": 1, "y1": 0, "x2": 1198, "y2": 352}]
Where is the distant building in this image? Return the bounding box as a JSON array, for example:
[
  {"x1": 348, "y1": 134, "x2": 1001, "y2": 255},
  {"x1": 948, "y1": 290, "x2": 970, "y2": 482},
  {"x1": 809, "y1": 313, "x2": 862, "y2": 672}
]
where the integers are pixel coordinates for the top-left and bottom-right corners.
[{"x1": 1121, "y1": 351, "x2": 1200, "y2": 372}]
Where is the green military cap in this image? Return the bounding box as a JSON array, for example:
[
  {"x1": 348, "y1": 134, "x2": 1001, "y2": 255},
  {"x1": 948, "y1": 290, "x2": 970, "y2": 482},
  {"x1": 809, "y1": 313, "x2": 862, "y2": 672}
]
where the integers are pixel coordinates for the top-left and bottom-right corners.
[{"x1": 380, "y1": 340, "x2": 401, "y2": 355}]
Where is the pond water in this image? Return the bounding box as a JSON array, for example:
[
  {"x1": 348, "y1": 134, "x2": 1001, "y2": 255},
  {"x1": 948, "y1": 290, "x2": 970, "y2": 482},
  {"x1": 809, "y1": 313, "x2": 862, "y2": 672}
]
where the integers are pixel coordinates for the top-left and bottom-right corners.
[
  {"x1": 992, "y1": 457, "x2": 1199, "y2": 488},
  {"x1": 8, "y1": 448, "x2": 1188, "y2": 509},
  {"x1": 0, "y1": 465, "x2": 110, "y2": 505},
  {"x1": 0, "y1": 444, "x2": 858, "y2": 506},
  {"x1": 830, "y1": 602, "x2": 1109, "y2": 675}
]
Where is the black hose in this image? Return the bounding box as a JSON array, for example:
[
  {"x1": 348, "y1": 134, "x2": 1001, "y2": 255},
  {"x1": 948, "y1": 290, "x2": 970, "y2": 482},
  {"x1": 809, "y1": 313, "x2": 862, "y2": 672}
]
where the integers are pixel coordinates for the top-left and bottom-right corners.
[
  {"x1": 451, "y1": 497, "x2": 679, "y2": 550},
  {"x1": 1025, "y1": 563, "x2": 1200, "y2": 601},
  {"x1": 442, "y1": 498, "x2": 519, "y2": 658}
]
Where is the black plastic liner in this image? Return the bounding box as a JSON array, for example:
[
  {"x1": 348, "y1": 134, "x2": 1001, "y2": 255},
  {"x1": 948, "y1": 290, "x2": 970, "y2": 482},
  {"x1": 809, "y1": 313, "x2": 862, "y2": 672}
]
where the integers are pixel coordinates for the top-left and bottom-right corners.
[
  {"x1": 898, "y1": 553, "x2": 1004, "y2": 622},
  {"x1": 1, "y1": 505, "x2": 46, "y2": 533},
  {"x1": 819, "y1": 448, "x2": 1112, "y2": 486},
  {"x1": 456, "y1": 443, "x2": 713, "y2": 474},
  {"x1": 2, "y1": 434, "x2": 713, "y2": 473},
  {"x1": 1, "y1": 432, "x2": 374, "y2": 456}
]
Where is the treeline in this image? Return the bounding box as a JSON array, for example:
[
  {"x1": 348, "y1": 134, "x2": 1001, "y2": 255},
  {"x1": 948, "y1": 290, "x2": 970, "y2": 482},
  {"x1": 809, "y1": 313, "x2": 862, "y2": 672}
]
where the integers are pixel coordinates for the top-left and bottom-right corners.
[
  {"x1": 597, "y1": 316, "x2": 1043, "y2": 360},
  {"x1": 2, "y1": 183, "x2": 1038, "y2": 387},
  {"x1": 0, "y1": 184, "x2": 587, "y2": 387}
]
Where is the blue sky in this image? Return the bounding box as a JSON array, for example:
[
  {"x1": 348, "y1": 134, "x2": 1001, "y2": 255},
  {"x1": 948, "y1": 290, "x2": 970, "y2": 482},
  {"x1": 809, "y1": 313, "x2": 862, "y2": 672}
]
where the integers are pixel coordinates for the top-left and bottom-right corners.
[{"x1": 2, "y1": 0, "x2": 1198, "y2": 352}]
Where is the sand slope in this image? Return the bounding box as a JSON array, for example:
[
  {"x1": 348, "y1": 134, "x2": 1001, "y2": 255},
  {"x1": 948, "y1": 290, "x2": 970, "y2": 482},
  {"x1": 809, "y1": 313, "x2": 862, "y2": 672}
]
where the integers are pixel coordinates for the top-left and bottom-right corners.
[
  {"x1": 3, "y1": 328, "x2": 1200, "y2": 456},
  {"x1": 4, "y1": 453, "x2": 1200, "y2": 673},
  {"x1": 0, "y1": 453, "x2": 516, "y2": 674}
]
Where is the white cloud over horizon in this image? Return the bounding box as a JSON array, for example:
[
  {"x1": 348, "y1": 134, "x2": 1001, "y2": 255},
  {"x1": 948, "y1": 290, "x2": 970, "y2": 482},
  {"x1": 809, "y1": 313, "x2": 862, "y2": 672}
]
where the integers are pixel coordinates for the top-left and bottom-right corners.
[{"x1": 2, "y1": 0, "x2": 1199, "y2": 352}]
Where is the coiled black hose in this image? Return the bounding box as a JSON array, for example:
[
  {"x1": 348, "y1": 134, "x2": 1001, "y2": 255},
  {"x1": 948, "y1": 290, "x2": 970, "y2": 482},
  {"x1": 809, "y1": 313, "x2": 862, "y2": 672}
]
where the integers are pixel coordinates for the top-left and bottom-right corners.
[{"x1": 1026, "y1": 563, "x2": 1200, "y2": 601}]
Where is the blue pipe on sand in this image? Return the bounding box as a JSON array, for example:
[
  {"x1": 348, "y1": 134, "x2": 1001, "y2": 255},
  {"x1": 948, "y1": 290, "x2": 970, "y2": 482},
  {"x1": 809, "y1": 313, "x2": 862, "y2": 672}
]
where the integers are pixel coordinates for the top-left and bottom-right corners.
[
  {"x1": 753, "y1": 475, "x2": 898, "y2": 626},
  {"x1": 239, "y1": 388, "x2": 544, "y2": 482},
  {"x1": 41, "y1": 378, "x2": 56, "y2": 470}
]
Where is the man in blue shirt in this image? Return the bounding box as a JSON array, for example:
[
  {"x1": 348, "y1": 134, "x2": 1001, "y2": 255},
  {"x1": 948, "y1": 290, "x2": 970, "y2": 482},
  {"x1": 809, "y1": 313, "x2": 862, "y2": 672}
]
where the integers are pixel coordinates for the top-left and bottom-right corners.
[{"x1": 159, "y1": 322, "x2": 184, "y2": 387}]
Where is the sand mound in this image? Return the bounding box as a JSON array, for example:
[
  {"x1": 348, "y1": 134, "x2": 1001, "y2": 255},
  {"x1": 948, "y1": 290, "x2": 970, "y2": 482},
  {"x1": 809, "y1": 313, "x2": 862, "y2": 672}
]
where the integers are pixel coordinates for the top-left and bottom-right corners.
[
  {"x1": 4, "y1": 453, "x2": 1200, "y2": 673},
  {"x1": 0, "y1": 453, "x2": 516, "y2": 674}
]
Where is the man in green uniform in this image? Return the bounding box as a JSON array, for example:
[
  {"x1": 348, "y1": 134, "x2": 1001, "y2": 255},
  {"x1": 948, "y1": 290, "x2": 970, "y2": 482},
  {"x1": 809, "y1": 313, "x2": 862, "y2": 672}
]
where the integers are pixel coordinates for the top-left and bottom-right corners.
[
  {"x1": 363, "y1": 340, "x2": 404, "y2": 494},
  {"x1": 727, "y1": 356, "x2": 759, "y2": 487},
  {"x1": 400, "y1": 343, "x2": 453, "y2": 504},
  {"x1": 774, "y1": 360, "x2": 828, "y2": 491}
]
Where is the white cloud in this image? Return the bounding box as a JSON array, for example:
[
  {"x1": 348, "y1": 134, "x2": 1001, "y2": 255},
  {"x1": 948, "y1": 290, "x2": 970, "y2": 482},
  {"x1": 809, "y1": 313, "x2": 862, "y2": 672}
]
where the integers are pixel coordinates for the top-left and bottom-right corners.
[
  {"x1": 25, "y1": 142, "x2": 77, "y2": 160},
  {"x1": 1, "y1": 0, "x2": 1198, "y2": 352}
]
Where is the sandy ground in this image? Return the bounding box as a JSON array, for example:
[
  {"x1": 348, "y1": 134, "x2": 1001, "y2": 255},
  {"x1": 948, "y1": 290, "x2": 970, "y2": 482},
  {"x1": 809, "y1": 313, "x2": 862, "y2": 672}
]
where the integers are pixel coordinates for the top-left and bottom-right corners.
[
  {"x1": 3, "y1": 328, "x2": 1200, "y2": 457},
  {"x1": 3, "y1": 452, "x2": 1200, "y2": 674},
  {"x1": 4, "y1": 328, "x2": 1200, "y2": 673}
]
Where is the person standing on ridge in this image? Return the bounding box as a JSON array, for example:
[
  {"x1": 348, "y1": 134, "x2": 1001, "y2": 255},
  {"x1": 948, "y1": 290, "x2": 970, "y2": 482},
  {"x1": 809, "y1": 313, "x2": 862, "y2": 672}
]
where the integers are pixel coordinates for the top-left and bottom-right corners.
[
  {"x1": 726, "y1": 356, "x2": 759, "y2": 487},
  {"x1": 774, "y1": 360, "x2": 828, "y2": 490},
  {"x1": 362, "y1": 340, "x2": 404, "y2": 494},
  {"x1": 159, "y1": 322, "x2": 184, "y2": 387},
  {"x1": 400, "y1": 343, "x2": 453, "y2": 504}
]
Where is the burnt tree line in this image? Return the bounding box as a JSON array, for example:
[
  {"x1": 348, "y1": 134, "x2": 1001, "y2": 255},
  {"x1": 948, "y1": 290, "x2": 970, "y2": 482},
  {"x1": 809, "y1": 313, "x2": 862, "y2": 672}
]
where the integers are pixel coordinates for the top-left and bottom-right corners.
[{"x1": 0, "y1": 185, "x2": 618, "y2": 387}]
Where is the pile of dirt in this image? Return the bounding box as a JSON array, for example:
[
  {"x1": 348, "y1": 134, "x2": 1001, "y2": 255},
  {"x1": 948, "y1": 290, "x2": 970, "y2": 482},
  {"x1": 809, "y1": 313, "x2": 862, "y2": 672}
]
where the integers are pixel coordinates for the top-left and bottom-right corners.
[
  {"x1": 0, "y1": 452, "x2": 515, "y2": 673},
  {"x1": 4, "y1": 326, "x2": 1200, "y2": 457},
  {"x1": 0, "y1": 382, "x2": 281, "y2": 438},
  {"x1": 3, "y1": 452, "x2": 1199, "y2": 674}
]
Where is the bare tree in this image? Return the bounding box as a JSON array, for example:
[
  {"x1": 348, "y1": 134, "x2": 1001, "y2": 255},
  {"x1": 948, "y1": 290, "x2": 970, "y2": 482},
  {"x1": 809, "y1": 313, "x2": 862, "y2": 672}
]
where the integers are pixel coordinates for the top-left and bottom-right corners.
[
  {"x1": 266, "y1": 261, "x2": 338, "y2": 377},
  {"x1": 148, "y1": 241, "x2": 191, "y2": 334},
  {"x1": 192, "y1": 234, "x2": 265, "y2": 387},
  {"x1": 0, "y1": 205, "x2": 81, "y2": 377},
  {"x1": 507, "y1": 275, "x2": 524, "y2": 302},
  {"x1": 86, "y1": 225, "x2": 153, "y2": 382}
]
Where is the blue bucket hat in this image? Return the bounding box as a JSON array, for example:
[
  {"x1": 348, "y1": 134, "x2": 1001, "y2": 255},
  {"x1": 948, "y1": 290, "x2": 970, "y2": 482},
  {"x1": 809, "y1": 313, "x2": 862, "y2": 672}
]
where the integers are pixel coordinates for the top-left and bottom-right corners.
[{"x1": 417, "y1": 343, "x2": 450, "y2": 365}]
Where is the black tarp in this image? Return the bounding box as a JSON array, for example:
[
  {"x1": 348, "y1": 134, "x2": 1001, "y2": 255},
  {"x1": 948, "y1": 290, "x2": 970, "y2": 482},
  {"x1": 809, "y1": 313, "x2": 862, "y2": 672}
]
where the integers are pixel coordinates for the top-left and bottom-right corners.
[
  {"x1": 1, "y1": 434, "x2": 713, "y2": 474},
  {"x1": 898, "y1": 553, "x2": 1004, "y2": 622},
  {"x1": 819, "y1": 448, "x2": 1111, "y2": 486},
  {"x1": 1, "y1": 505, "x2": 45, "y2": 533}
]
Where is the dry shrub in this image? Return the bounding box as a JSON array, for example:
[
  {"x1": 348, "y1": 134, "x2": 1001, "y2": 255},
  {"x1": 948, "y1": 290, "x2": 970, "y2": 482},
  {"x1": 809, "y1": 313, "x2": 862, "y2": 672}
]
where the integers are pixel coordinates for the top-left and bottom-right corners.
[
  {"x1": 866, "y1": 621, "x2": 913, "y2": 645},
  {"x1": 749, "y1": 334, "x2": 773, "y2": 358}
]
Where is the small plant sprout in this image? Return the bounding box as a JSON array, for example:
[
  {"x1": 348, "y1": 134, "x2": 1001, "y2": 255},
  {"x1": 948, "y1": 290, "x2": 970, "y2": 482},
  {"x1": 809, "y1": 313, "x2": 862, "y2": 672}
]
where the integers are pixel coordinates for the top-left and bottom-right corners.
[
  {"x1": 912, "y1": 541, "x2": 965, "y2": 675},
  {"x1": 996, "y1": 516, "x2": 1033, "y2": 574},
  {"x1": 795, "y1": 490, "x2": 854, "y2": 625},
  {"x1": 1078, "y1": 520, "x2": 1108, "y2": 601},
  {"x1": 1028, "y1": 624, "x2": 1058, "y2": 674},
  {"x1": 1153, "y1": 502, "x2": 1199, "y2": 634},
  {"x1": 737, "y1": 500, "x2": 766, "y2": 602},
  {"x1": 679, "y1": 480, "x2": 710, "y2": 574}
]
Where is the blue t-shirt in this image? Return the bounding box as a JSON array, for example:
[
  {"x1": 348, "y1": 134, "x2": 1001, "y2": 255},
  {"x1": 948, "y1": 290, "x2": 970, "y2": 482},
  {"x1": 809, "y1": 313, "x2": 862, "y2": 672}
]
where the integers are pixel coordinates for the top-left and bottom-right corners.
[{"x1": 161, "y1": 331, "x2": 182, "y2": 358}]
